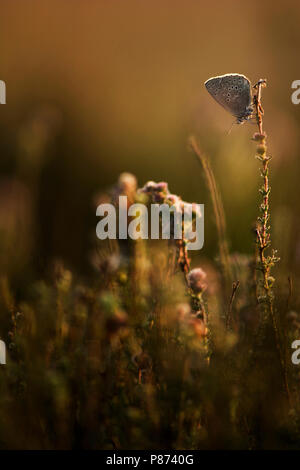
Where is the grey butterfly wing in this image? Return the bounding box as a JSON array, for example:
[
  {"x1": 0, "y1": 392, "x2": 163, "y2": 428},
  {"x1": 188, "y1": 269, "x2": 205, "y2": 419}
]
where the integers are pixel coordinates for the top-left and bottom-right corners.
[{"x1": 205, "y1": 74, "x2": 252, "y2": 119}]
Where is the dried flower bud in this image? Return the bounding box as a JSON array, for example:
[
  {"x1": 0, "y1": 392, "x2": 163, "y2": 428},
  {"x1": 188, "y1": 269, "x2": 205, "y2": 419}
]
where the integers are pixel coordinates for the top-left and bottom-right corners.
[
  {"x1": 141, "y1": 180, "x2": 168, "y2": 196},
  {"x1": 118, "y1": 172, "x2": 137, "y2": 195},
  {"x1": 252, "y1": 132, "x2": 266, "y2": 143},
  {"x1": 167, "y1": 194, "x2": 180, "y2": 205},
  {"x1": 155, "y1": 182, "x2": 169, "y2": 193},
  {"x1": 187, "y1": 268, "x2": 207, "y2": 294},
  {"x1": 153, "y1": 192, "x2": 166, "y2": 203},
  {"x1": 141, "y1": 181, "x2": 156, "y2": 192}
]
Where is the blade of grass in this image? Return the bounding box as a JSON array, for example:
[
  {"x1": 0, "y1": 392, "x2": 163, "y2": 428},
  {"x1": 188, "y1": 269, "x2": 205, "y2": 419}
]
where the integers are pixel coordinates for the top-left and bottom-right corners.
[{"x1": 188, "y1": 136, "x2": 232, "y2": 287}]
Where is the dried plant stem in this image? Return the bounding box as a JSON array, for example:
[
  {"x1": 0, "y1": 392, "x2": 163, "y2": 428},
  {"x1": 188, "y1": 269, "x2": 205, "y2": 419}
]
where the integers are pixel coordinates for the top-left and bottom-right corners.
[
  {"x1": 253, "y1": 79, "x2": 291, "y2": 405},
  {"x1": 253, "y1": 80, "x2": 276, "y2": 307},
  {"x1": 177, "y1": 237, "x2": 208, "y2": 322},
  {"x1": 189, "y1": 136, "x2": 232, "y2": 286},
  {"x1": 253, "y1": 80, "x2": 274, "y2": 292},
  {"x1": 177, "y1": 238, "x2": 190, "y2": 281},
  {"x1": 226, "y1": 280, "x2": 240, "y2": 330}
]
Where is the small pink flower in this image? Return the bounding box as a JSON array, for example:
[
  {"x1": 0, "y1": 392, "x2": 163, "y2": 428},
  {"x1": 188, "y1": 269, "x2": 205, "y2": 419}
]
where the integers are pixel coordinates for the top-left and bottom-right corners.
[{"x1": 187, "y1": 268, "x2": 207, "y2": 294}]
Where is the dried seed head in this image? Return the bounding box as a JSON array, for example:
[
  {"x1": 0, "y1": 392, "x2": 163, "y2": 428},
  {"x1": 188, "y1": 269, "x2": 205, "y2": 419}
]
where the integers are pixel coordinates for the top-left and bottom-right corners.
[
  {"x1": 166, "y1": 194, "x2": 180, "y2": 205},
  {"x1": 142, "y1": 181, "x2": 156, "y2": 192},
  {"x1": 141, "y1": 180, "x2": 169, "y2": 195},
  {"x1": 187, "y1": 268, "x2": 207, "y2": 294},
  {"x1": 155, "y1": 182, "x2": 169, "y2": 193},
  {"x1": 118, "y1": 172, "x2": 137, "y2": 195},
  {"x1": 252, "y1": 132, "x2": 266, "y2": 143}
]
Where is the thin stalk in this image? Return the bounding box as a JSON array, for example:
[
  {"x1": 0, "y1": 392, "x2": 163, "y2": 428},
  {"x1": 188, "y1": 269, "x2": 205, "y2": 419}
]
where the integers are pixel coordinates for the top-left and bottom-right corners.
[
  {"x1": 226, "y1": 280, "x2": 240, "y2": 330},
  {"x1": 253, "y1": 79, "x2": 291, "y2": 405},
  {"x1": 189, "y1": 136, "x2": 232, "y2": 286}
]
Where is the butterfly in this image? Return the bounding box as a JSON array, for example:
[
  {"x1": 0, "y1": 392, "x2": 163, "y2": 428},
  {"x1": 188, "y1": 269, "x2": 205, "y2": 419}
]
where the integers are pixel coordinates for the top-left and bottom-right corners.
[{"x1": 205, "y1": 73, "x2": 254, "y2": 124}]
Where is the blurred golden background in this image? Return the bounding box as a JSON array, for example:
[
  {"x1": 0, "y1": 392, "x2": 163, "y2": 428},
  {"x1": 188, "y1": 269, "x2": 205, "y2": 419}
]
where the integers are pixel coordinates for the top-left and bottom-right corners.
[{"x1": 0, "y1": 0, "x2": 300, "y2": 285}]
